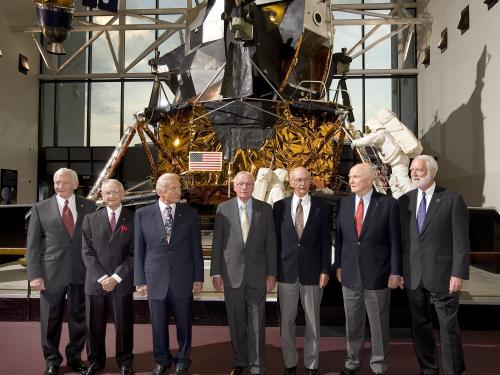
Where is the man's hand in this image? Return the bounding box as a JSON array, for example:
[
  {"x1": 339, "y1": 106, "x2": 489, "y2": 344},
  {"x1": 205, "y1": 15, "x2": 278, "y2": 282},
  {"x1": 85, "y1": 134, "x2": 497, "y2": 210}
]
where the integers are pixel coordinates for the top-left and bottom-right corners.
[
  {"x1": 449, "y1": 276, "x2": 464, "y2": 293},
  {"x1": 30, "y1": 277, "x2": 45, "y2": 291},
  {"x1": 136, "y1": 285, "x2": 148, "y2": 297},
  {"x1": 192, "y1": 281, "x2": 203, "y2": 295},
  {"x1": 336, "y1": 268, "x2": 342, "y2": 283},
  {"x1": 266, "y1": 276, "x2": 277, "y2": 293},
  {"x1": 398, "y1": 276, "x2": 405, "y2": 289},
  {"x1": 319, "y1": 273, "x2": 330, "y2": 288},
  {"x1": 387, "y1": 275, "x2": 400, "y2": 289},
  {"x1": 212, "y1": 276, "x2": 224, "y2": 292},
  {"x1": 101, "y1": 277, "x2": 118, "y2": 292}
]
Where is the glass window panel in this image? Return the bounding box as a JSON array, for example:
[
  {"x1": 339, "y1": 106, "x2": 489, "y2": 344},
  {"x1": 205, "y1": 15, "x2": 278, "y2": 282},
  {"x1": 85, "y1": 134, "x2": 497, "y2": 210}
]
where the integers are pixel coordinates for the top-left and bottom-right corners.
[
  {"x1": 332, "y1": 0, "x2": 362, "y2": 4},
  {"x1": 57, "y1": 31, "x2": 88, "y2": 74},
  {"x1": 159, "y1": 0, "x2": 188, "y2": 6},
  {"x1": 364, "y1": 78, "x2": 393, "y2": 124},
  {"x1": 91, "y1": 17, "x2": 119, "y2": 74},
  {"x1": 127, "y1": 0, "x2": 156, "y2": 9},
  {"x1": 90, "y1": 82, "x2": 121, "y2": 146},
  {"x1": 364, "y1": 10, "x2": 391, "y2": 69},
  {"x1": 57, "y1": 82, "x2": 87, "y2": 146},
  {"x1": 330, "y1": 78, "x2": 363, "y2": 130},
  {"x1": 69, "y1": 162, "x2": 92, "y2": 176},
  {"x1": 333, "y1": 12, "x2": 362, "y2": 70},
  {"x1": 400, "y1": 77, "x2": 417, "y2": 134},
  {"x1": 124, "y1": 81, "x2": 155, "y2": 146},
  {"x1": 42, "y1": 83, "x2": 55, "y2": 147},
  {"x1": 125, "y1": 17, "x2": 156, "y2": 73}
]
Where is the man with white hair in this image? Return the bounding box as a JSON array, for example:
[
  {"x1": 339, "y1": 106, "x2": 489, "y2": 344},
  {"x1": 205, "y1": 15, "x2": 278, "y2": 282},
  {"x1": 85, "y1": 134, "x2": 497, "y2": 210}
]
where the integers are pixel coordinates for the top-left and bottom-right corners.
[
  {"x1": 134, "y1": 173, "x2": 204, "y2": 375},
  {"x1": 27, "y1": 168, "x2": 96, "y2": 375},
  {"x1": 82, "y1": 179, "x2": 135, "y2": 375},
  {"x1": 399, "y1": 155, "x2": 469, "y2": 375}
]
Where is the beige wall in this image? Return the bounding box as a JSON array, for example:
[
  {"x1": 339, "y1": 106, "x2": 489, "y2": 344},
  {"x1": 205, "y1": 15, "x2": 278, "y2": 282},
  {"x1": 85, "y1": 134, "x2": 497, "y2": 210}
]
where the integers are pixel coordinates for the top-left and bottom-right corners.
[
  {"x1": 0, "y1": 1, "x2": 39, "y2": 204},
  {"x1": 417, "y1": 0, "x2": 500, "y2": 210}
]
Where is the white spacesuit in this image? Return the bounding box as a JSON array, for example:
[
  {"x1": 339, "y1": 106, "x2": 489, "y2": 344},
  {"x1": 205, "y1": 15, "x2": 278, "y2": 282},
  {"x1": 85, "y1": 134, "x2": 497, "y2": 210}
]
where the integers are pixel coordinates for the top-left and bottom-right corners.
[{"x1": 351, "y1": 117, "x2": 416, "y2": 198}]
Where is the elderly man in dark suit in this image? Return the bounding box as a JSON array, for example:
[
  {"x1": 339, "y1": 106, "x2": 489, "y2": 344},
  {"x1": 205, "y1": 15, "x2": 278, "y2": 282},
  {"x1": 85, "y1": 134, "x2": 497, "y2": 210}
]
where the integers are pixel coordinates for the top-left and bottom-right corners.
[
  {"x1": 334, "y1": 163, "x2": 402, "y2": 375},
  {"x1": 273, "y1": 166, "x2": 331, "y2": 375},
  {"x1": 399, "y1": 155, "x2": 469, "y2": 375},
  {"x1": 27, "y1": 168, "x2": 96, "y2": 375},
  {"x1": 134, "y1": 173, "x2": 204, "y2": 375},
  {"x1": 81, "y1": 179, "x2": 134, "y2": 375},
  {"x1": 211, "y1": 171, "x2": 277, "y2": 375}
]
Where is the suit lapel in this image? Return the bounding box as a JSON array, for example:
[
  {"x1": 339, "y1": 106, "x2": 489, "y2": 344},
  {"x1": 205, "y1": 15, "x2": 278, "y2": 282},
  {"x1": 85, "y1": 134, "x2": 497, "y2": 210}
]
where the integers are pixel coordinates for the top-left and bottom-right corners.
[
  {"x1": 284, "y1": 197, "x2": 296, "y2": 238},
  {"x1": 109, "y1": 207, "x2": 132, "y2": 243},
  {"x1": 170, "y1": 203, "x2": 184, "y2": 245},
  {"x1": 346, "y1": 194, "x2": 357, "y2": 238},
  {"x1": 248, "y1": 199, "x2": 260, "y2": 240},
  {"x1": 99, "y1": 208, "x2": 113, "y2": 240},
  {"x1": 301, "y1": 196, "x2": 318, "y2": 239},
  {"x1": 74, "y1": 196, "x2": 88, "y2": 238},
  {"x1": 421, "y1": 187, "x2": 444, "y2": 234}
]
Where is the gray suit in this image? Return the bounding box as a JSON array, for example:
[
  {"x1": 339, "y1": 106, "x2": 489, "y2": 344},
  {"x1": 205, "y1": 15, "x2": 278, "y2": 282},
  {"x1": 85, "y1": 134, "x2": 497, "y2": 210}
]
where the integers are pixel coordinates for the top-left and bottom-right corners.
[
  {"x1": 399, "y1": 186, "x2": 469, "y2": 375},
  {"x1": 27, "y1": 195, "x2": 96, "y2": 366},
  {"x1": 211, "y1": 197, "x2": 277, "y2": 374}
]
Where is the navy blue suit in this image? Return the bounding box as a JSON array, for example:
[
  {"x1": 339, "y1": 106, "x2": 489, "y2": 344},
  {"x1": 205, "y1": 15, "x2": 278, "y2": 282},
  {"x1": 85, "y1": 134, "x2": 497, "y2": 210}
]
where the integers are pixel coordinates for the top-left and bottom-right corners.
[
  {"x1": 335, "y1": 191, "x2": 402, "y2": 289},
  {"x1": 273, "y1": 196, "x2": 332, "y2": 284},
  {"x1": 134, "y1": 202, "x2": 203, "y2": 369}
]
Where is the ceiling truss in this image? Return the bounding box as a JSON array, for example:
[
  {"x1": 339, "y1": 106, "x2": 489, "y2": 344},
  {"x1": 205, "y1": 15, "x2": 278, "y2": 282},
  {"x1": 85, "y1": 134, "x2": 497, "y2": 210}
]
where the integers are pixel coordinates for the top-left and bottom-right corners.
[{"x1": 11, "y1": 1, "x2": 423, "y2": 80}]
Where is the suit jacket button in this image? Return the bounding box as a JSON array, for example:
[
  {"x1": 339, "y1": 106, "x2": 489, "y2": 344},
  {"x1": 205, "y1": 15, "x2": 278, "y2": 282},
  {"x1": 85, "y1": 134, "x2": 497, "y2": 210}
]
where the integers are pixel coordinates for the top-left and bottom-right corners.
[
  {"x1": 357, "y1": 241, "x2": 360, "y2": 245},
  {"x1": 297, "y1": 243, "x2": 301, "y2": 247}
]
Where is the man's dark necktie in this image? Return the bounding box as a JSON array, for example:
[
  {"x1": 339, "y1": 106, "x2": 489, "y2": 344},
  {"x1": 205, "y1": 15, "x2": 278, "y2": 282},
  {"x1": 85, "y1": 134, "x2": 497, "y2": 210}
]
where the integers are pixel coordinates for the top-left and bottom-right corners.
[
  {"x1": 417, "y1": 191, "x2": 427, "y2": 233},
  {"x1": 295, "y1": 199, "x2": 304, "y2": 238},
  {"x1": 164, "y1": 205, "x2": 173, "y2": 243},
  {"x1": 355, "y1": 198, "x2": 364, "y2": 237},
  {"x1": 110, "y1": 211, "x2": 116, "y2": 232},
  {"x1": 62, "y1": 199, "x2": 75, "y2": 236}
]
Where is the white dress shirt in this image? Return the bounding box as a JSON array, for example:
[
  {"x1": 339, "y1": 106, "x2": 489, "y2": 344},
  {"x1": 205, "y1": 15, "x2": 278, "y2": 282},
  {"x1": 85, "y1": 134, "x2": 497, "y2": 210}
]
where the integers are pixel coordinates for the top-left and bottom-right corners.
[
  {"x1": 291, "y1": 193, "x2": 311, "y2": 226},
  {"x1": 416, "y1": 182, "x2": 436, "y2": 217},
  {"x1": 55, "y1": 194, "x2": 77, "y2": 223},
  {"x1": 354, "y1": 189, "x2": 373, "y2": 220}
]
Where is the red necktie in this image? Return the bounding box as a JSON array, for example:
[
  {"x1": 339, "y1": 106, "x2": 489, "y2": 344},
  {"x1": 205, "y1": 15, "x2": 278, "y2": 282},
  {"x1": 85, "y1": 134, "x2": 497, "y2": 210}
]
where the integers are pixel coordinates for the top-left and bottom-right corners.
[
  {"x1": 62, "y1": 200, "x2": 75, "y2": 236},
  {"x1": 110, "y1": 211, "x2": 116, "y2": 232},
  {"x1": 355, "y1": 198, "x2": 364, "y2": 237}
]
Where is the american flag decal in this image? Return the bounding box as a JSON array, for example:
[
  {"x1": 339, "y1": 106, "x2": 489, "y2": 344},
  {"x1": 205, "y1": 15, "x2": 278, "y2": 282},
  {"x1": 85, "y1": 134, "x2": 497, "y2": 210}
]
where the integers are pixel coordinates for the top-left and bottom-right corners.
[{"x1": 189, "y1": 151, "x2": 223, "y2": 171}]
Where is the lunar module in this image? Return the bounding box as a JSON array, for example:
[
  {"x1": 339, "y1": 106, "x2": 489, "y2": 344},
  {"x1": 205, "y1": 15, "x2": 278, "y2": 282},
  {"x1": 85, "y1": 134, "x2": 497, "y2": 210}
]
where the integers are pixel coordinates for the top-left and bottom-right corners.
[{"x1": 87, "y1": 0, "x2": 364, "y2": 205}]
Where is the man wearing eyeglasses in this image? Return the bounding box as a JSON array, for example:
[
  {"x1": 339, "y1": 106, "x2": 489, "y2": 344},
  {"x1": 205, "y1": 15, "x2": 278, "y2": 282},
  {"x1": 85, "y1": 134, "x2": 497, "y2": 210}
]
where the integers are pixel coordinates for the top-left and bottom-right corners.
[
  {"x1": 211, "y1": 171, "x2": 277, "y2": 375},
  {"x1": 273, "y1": 167, "x2": 332, "y2": 375}
]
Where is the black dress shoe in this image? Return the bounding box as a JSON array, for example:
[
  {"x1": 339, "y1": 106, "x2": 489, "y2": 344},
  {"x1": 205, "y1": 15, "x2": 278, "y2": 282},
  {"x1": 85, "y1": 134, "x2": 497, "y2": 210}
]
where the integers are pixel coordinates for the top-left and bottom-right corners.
[
  {"x1": 151, "y1": 363, "x2": 168, "y2": 375},
  {"x1": 230, "y1": 366, "x2": 245, "y2": 375},
  {"x1": 340, "y1": 368, "x2": 359, "y2": 375},
  {"x1": 68, "y1": 359, "x2": 88, "y2": 374},
  {"x1": 306, "y1": 369, "x2": 319, "y2": 375},
  {"x1": 120, "y1": 366, "x2": 134, "y2": 375},
  {"x1": 44, "y1": 365, "x2": 60, "y2": 375},
  {"x1": 174, "y1": 367, "x2": 188, "y2": 375},
  {"x1": 284, "y1": 366, "x2": 297, "y2": 375},
  {"x1": 83, "y1": 363, "x2": 102, "y2": 375}
]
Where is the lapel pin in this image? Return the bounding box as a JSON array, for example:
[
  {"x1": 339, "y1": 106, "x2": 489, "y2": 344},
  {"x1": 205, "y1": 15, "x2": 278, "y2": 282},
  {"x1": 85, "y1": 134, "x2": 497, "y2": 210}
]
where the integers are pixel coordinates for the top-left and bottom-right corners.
[{"x1": 436, "y1": 198, "x2": 441, "y2": 203}]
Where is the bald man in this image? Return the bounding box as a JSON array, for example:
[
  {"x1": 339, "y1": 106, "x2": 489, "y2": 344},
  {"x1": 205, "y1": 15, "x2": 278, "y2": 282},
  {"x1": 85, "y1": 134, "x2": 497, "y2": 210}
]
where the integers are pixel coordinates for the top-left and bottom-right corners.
[
  {"x1": 134, "y1": 173, "x2": 204, "y2": 375},
  {"x1": 27, "y1": 168, "x2": 96, "y2": 375},
  {"x1": 334, "y1": 163, "x2": 402, "y2": 375},
  {"x1": 273, "y1": 167, "x2": 332, "y2": 375}
]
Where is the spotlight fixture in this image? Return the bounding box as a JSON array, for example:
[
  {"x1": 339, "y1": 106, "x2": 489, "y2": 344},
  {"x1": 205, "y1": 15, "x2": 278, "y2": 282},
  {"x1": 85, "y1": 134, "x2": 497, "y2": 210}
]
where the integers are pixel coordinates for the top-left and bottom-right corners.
[
  {"x1": 457, "y1": 6, "x2": 470, "y2": 35},
  {"x1": 484, "y1": 0, "x2": 498, "y2": 10},
  {"x1": 34, "y1": 0, "x2": 75, "y2": 55},
  {"x1": 18, "y1": 54, "x2": 30, "y2": 75},
  {"x1": 437, "y1": 28, "x2": 447, "y2": 53},
  {"x1": 422, "y1": 47, "x2": 430, "y2": 67}
]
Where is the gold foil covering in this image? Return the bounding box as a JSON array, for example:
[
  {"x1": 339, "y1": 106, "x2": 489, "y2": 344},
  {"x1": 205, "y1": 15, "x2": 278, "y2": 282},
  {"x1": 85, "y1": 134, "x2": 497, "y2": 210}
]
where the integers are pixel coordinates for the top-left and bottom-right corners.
[{"x1": 156, "y1": 102, "x2": 345, "y2": 199}]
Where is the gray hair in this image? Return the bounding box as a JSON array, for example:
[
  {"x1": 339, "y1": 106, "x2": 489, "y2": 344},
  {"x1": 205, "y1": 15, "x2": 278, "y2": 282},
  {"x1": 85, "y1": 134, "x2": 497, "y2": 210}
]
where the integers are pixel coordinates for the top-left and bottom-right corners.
[
  {"x1": 234, "y1": 171, "x2": 254, "y2": 183},
  {"x1": 414, "y1": 155, "x2": 439, "y2": 176},
  {"x1": 54, "y1": 168, "x2": 79, "y2": 185},
  {"x1": 102, "y1": 179, "x2": 124, "y2": 192},
  {"x1": 156, "y1": 173, "x2": 180, "y2": 191}
]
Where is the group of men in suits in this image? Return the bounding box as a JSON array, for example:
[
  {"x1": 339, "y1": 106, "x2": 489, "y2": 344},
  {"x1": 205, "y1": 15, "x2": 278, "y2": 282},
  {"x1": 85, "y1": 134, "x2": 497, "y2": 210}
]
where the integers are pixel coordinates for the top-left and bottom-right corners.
[
  {"x1": 335, "y1": 156, "x2": 469, "y2": 375},
  {"x1": 27, "y1": 170, "x2": 204, "y2": 375},
  {"x1": 27, "y1": 154, "x2": 470, "y2": 375}
]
